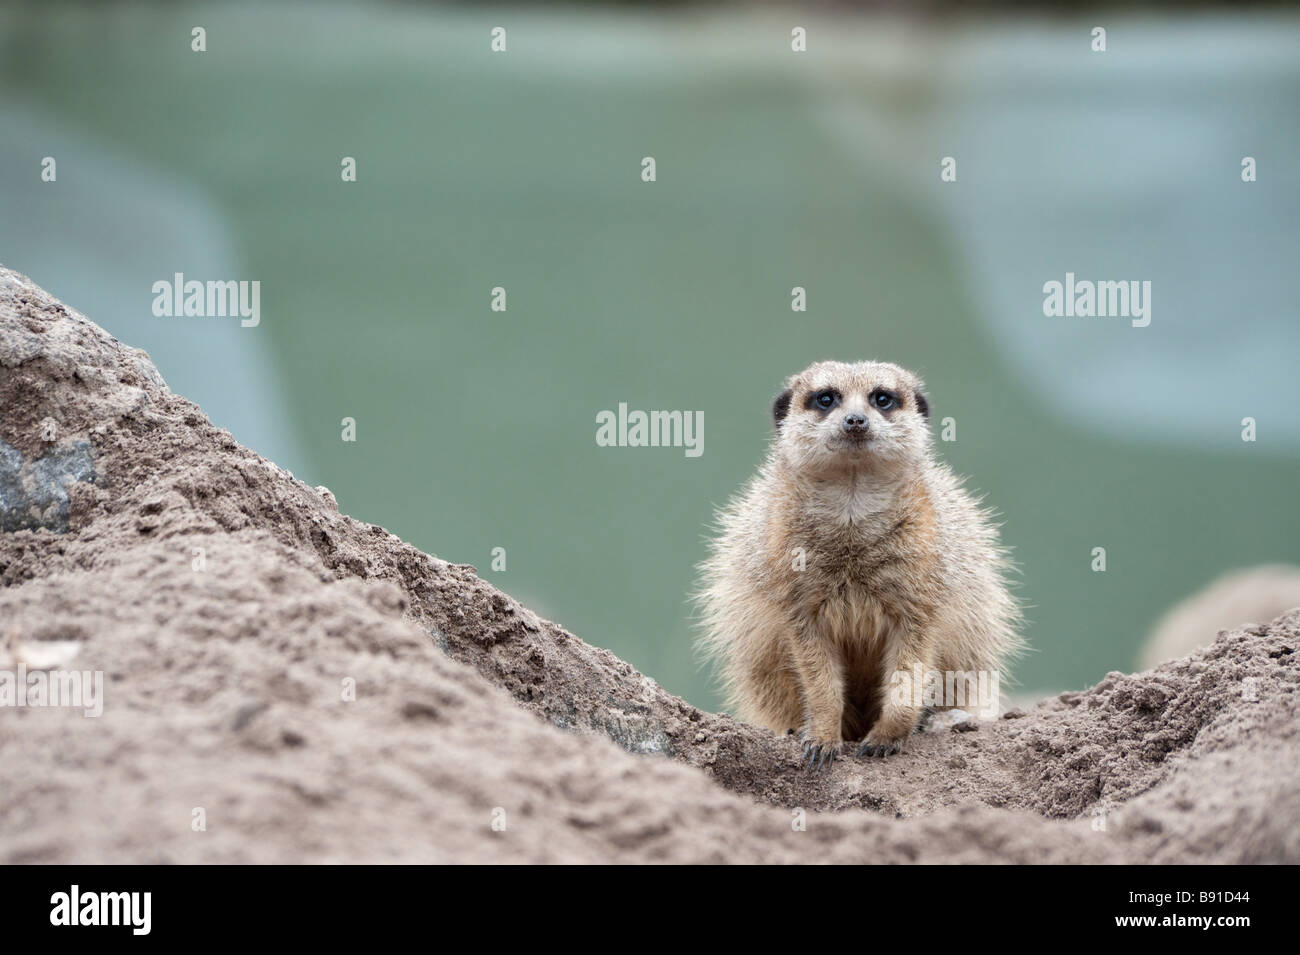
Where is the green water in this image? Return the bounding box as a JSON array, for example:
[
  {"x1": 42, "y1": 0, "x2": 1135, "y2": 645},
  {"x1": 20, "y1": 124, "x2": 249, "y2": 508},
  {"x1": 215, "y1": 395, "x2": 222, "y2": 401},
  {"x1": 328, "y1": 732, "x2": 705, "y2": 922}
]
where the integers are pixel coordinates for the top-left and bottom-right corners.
[{"x1": 4, "y1": 3, "x2": 1297, "y2": 710}]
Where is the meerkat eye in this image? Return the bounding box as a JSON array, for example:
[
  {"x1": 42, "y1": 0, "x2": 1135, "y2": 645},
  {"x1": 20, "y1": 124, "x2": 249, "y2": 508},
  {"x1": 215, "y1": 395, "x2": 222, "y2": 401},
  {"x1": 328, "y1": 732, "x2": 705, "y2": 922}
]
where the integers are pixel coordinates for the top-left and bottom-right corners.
[
  {"x1": 871, "y1": 391, "x2": 897, "y2": 411},
  {"x1": 814, "y1": 390, "x2": 838, "y2": 410}
]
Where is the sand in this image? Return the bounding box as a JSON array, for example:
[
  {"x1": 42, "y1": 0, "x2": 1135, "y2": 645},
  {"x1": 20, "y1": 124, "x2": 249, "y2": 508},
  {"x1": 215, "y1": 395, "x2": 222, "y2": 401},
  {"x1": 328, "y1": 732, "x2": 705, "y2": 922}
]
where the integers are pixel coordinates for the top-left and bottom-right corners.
[{"x1": 1, "y1": 262, "x2": 1296, "y2": 863}]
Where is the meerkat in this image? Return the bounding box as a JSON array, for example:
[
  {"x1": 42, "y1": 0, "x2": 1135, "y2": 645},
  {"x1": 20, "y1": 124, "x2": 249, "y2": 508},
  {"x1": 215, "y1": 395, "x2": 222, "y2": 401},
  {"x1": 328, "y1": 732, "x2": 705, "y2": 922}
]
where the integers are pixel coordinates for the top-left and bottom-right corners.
[{"x1": 696, "y1": 360, "x2": 1022, "y2": 768}]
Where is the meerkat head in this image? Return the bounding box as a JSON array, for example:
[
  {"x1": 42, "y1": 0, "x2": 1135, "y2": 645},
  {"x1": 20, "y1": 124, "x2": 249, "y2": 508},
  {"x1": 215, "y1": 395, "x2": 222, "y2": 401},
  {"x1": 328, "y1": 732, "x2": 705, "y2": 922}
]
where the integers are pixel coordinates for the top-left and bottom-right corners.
[{"x1": 770, "y1": 360, "x2": 932, "y2": 476}]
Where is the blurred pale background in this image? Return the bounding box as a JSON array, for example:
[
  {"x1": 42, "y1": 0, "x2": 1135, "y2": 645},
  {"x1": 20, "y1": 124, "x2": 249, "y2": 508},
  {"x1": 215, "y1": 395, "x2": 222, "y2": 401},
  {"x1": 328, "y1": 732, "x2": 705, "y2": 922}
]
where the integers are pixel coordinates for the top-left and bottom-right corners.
[{"x1": 3, "y1": 1, "x2": 1298, "y2": 709}]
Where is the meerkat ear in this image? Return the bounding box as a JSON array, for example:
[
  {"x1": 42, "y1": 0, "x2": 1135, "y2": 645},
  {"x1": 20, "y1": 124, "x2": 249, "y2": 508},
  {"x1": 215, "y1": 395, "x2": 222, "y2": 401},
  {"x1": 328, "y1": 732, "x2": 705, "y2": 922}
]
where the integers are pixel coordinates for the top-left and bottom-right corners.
[
  {"x1": 772, "y1": 388, "x2": 794, "y2": 429},
  {"x1": 915, "y1": 391, "x2": 930, "y2": 419}
]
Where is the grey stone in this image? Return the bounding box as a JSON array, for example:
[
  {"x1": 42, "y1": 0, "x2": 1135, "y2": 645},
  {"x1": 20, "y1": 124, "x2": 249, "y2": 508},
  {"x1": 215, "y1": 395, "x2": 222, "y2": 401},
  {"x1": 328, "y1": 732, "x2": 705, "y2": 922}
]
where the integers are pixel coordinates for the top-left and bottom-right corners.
[{"x1": 0, "y1": 437, "x2": 96, "y2": 533}]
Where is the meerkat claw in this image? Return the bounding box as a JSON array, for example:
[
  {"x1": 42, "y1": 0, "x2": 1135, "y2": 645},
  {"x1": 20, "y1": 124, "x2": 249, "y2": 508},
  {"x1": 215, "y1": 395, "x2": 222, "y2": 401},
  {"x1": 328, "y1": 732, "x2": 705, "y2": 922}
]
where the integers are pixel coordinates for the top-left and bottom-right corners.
[
  {"x1": 802, "y1": 741, "x2": 839, "y2": 770},
  {"x1": 857, "y1": 740, "x2": 902, "y2": 758}
]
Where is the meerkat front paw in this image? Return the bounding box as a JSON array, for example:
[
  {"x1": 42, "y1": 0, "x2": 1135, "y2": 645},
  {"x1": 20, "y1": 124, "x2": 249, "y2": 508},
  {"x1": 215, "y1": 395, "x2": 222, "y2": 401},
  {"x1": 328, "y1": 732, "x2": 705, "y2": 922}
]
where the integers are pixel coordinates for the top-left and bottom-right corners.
[
  {"x1": 856, "y1": 733, "x2": 904, "y2": 758},
  {"x1": 856, "y1": 719, "x2": 917, "y2": 757},
  {"x1": 798, "y1": 730, "x2": 843, "y2": 770},
  {"x1": 858, "y1": 700, "x2": 922, "y2": 757}
]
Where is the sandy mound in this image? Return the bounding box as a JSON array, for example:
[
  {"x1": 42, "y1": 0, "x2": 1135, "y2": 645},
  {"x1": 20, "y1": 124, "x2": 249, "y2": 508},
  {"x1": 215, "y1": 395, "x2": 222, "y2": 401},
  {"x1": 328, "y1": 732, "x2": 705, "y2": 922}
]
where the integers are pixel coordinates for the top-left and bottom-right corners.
[
  {"x1": 1141, "y1": 564, "x2": 1300, "y2": 670},
  {"x1": 1, "y1": 263, "x2": 1296, "y2": 863}
]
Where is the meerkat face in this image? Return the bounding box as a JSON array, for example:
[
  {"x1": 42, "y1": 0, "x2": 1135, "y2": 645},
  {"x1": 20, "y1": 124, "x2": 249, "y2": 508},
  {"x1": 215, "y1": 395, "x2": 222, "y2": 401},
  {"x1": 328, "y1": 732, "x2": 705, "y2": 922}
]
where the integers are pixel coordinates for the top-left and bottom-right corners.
[{"x1": 771, "y1": 360, "x2": 932, "y2": 475}]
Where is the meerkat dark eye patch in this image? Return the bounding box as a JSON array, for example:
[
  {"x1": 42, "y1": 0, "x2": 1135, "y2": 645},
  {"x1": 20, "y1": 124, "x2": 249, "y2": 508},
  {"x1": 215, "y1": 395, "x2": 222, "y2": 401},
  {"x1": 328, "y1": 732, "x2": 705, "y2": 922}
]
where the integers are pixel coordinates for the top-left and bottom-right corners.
[
  {"x1": 772, "y1": 388, "x2": 794, "y2": 429},
  {"x1": 869, "y1": 389, "x2": 899, "y2": 412},
  {"x1": 805, "y1": 388, "x2": 841, "y2": 414},
  {"x1": 915, "y1": 391, "x2": 930, "y2": 419}
]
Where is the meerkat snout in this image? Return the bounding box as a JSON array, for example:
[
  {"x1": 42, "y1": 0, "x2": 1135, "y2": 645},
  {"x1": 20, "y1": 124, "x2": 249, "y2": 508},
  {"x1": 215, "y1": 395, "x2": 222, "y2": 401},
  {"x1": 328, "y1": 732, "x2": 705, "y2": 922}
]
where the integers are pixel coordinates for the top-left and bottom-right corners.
[{"x1": 697, "y1": 359, "x2": 1022, "y2": 770}]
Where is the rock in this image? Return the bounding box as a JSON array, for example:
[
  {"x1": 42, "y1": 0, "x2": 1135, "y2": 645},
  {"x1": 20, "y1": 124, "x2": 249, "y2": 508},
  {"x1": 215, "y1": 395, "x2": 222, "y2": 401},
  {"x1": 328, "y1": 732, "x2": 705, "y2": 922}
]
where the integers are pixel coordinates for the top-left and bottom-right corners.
[{"x1": 0, "y1": 437, "x2": 96, "y2": 532}]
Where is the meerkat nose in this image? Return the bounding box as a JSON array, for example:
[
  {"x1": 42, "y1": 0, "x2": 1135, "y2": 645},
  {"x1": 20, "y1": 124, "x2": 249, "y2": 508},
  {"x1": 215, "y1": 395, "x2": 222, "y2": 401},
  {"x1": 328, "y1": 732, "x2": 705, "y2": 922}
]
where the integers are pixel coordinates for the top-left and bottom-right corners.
[{"x1": 842, "y1": 413, "x2": 868, "y2": 433}]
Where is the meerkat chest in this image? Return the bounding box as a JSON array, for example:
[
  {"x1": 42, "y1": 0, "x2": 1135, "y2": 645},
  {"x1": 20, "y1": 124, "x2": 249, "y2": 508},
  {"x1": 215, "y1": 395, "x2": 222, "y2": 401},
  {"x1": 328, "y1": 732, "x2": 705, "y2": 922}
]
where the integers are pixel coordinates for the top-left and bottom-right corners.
[
  {"x1": 785, "y1": 502, "x2": 939, "y2": 633},
  {"x1": 790, "y1": 503, "x2": 911, "y2": 579}
]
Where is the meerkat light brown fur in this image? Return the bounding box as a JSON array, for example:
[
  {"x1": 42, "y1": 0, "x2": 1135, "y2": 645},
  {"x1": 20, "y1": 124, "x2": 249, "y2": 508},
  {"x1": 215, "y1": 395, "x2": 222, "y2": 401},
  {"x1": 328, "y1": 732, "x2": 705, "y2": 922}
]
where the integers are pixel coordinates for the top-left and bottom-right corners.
[{"x1": 697, "y1": 360, "x2": 1022, "y2": 768}]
